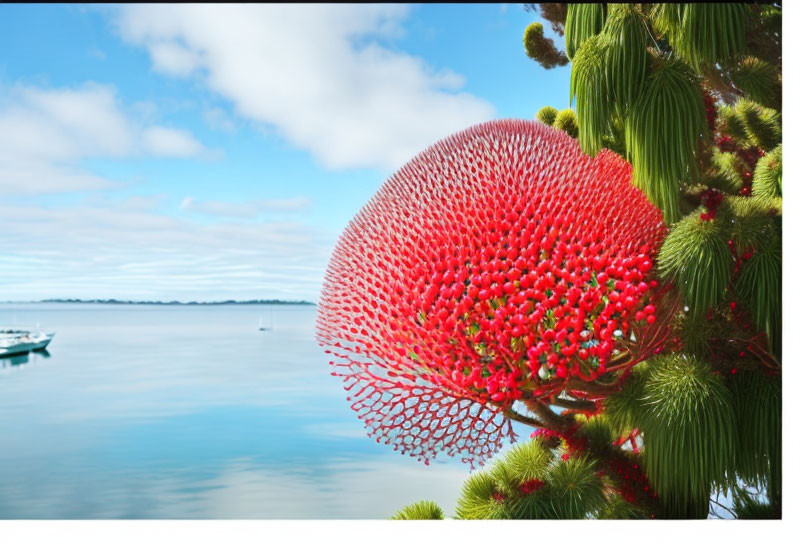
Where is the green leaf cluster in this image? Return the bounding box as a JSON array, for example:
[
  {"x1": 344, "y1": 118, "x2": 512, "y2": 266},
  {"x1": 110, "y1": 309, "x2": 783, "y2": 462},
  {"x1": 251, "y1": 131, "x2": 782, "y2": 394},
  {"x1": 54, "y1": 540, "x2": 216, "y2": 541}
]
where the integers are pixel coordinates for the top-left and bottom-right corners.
[
  {"x1": 731, "y1": 56, "x2": 781, "y2": 109},
  {"x1": 729, "y1": 370, "x2": 781, "y2": 506},
  {"x1": 603, "y1": 4, "x2": 649, "y2": 112},
  {"x1": 626, "y1": 58, "x2": 707, "y2": 222},
  {"x1": 454, "y1": 438, "x2": 606, "y2": 519},
  {"x1": 658, "y1": 210, "x2": 731, "y2": 317},
  {"x1": 391, "y1": 500, "x2": 445, "y2": 520},
  {"x1": 535, "y1": 105, "x2": 559, "y2": 126},
  {"x1": 570, "y1": 35, "x2": 611, "y2": 155},
  {"x1": 734, "y1": 232, "x2": 781, "y2": 354},
  {"x1": 752, "y1": 144, "x2": 782, "y2": 201},
  {"x1": 523, "y1": 22, "x2": 569, "y2": 69},
  {"x1": 658, "y1": 196, "x2": 780, "y2": 355},
  {"x1": 553, "y1": 108, "x2": 578, "y2": 138},
  {"x1": 719, "y1": 99, "x2": 781, "y2": 151},
  {"x1": 656, "y1": 4, "x2": 749, "y2": 70},
  {"x1": 564, "y1": 3, "x2": 605, "y2": 60},
  {"x1": 605, "y1": 354, "x2": 736, "y2": 518}
]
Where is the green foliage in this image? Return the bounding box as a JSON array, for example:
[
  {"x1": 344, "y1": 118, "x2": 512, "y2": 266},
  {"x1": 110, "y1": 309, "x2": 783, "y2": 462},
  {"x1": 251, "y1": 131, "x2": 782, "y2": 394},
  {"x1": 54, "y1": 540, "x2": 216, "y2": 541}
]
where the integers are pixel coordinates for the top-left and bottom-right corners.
[
  {"x1": 454, "y1": 438, "x2": 556, "y2": 520},
  {"x1": 710, "y1": 150, "x2": 746, "y2": 194},
  {"x1": 753, "y1": 145, "x2": 782, "y2": 200},
  {"x1": 650, "y1": 3, "x2": 683, "y2": 37},
  {"x1": 670, "y1": 308, "x2": 715, "y2": 358},
  {"x1": 524, "y1": 22, "x2": 544, "y2": 56},
  {"x1": 661, "y1": 4, "x2": 749, "y2": 70},
  {"x1": 729, "y1": 370, "x2": 781, "y2": 506},
  {"x1": 391, "y1": 500, "x2": 445, "y2": 520},
  {"x1": 601, "y1": 113, "x2": 626, "y2": 156},
  {"x1": 732, "y1": 488, "x2": 781, "y2": 519},
  {"x1": 736, "y1": 99, "x2": 781, "y2": 151},
  {"x1": 596, "y1": 493, "x2": 650, "y2": 519},
  {"x1": 724, "y1": 196, "x2": 779, "y2": 254},
  {"x1": 697, "y1": 172, "x2": 740, "y2": 197},
  {"x1": 553, "y1": 108, "x2": 578, "y2": 138},
  {"x1": 637, "y1": 354, "x2": 737, "y2": 518},
  {"x1": 503, "y1": 436, "x2": 554, "y2": 482},
  {"x1": 658, "y1": 211, "x2": 731, "y2": 316},
  {"x1": 603, "y1": 4, "x2": 649, "y2": 112},
  {"x1": 506, "y1": 489, "x2": 555, "y2": 520},
  {"x1": 734, "y1": 235, "x2": 781, "y2": 354},
  {"x1": 731, "y1": 56, "x2": 781, "y2": 109},
  {"x1": 717, "y1": 99, "x2": 782, "y2": 152},
  {"x1": 603, "y1": 367, "x2": 648, "y2": 439},
  {"x1": 455, "y1": 471, "x2": 509, "y2": 520},
  {"x1": 524, "y1": 22, "x2": 569, "y2": 69},
  {"x1": 454, "y1": 438, "x2": 606, "y2": 519},
  {"x1": 535, "y1": 105, "x2": 559, "y2": 126},
  {"x1": 626, "y1": 58, "x2": 707, "y2": 222},
  {"x1": 570, "y1": 35, "x2": 611, "y2": 155},
  {"x1": 564, "y1": 3, "x2": 605, "y2": 60},
  {"x1": 573, "y1": 414, "x2": 614, "y2": 458},
  {"x1": 717, "y1": 104, "x2": 749, "y2": 145},
  {"x1": 500, "y1": 3, "x2": 785, "y2": 520},
  {"x1": 546, "y1": 456, "x2": 606, "y2": 519}
]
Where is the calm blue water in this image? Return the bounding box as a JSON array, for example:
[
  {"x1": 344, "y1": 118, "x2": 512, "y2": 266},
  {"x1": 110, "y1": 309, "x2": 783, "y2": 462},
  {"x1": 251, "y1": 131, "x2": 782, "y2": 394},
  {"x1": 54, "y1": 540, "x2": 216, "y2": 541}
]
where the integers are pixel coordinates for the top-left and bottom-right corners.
[{"x1": 0, "y1": 303, "x2": 480, "y2": 519}]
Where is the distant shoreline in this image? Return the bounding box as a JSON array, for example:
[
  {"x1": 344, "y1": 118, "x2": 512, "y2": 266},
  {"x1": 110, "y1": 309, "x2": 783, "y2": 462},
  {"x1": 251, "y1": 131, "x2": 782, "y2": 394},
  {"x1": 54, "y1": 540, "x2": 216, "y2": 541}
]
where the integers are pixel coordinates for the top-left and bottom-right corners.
[{"x1": 3, "y1": 299, "x2": 316, "y2": 306}]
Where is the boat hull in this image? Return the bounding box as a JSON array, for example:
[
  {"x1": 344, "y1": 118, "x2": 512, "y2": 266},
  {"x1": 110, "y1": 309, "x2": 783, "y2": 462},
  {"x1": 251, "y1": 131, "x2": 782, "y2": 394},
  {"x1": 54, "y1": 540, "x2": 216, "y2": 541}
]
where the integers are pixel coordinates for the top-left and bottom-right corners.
[{"x1": 0, "y1": 333, "x2": 55, "y2": 358}]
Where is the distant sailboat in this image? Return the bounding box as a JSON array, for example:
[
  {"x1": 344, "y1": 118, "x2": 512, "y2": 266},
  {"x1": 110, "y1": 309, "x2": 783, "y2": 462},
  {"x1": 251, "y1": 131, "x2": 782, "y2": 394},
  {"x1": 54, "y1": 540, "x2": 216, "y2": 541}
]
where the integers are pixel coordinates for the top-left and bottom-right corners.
[{"x1": 258, "y1": 315, "x2": 272, "y2": 332}]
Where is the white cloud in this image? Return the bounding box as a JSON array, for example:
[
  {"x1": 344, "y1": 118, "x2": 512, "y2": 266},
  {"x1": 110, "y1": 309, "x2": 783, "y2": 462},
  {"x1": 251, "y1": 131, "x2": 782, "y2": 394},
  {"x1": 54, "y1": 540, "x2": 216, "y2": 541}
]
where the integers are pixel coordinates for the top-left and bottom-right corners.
[
  {"x1": 180, "y1": 196, "x2": 311, "y2": 217},
  {"x1": 142, "y1": 126, "x2": 208, "y2": 157},
  {"x1": 0, "y1": 197, "x2": 331, "y2": 302},
  {"x1": 202, "y1": 106, "x2": 236, "y2": 133},
  {"x1": 0, "y1": 83, "x2": 134, "y2": 162},
  {"x1": 0, "y1": 83, "x2": 213, "y2": 195},
  {"x1": 148, "y1": 40, "x2": 203, "y2": 76},
  {"x1": 114, "y1": 5, "x2": 496, "y2": 170}
]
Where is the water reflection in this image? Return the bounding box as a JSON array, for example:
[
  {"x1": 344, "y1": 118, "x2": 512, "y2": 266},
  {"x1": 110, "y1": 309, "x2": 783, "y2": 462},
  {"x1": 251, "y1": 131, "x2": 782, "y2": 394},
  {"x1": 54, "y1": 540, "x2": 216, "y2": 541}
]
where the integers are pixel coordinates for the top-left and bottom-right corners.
[
  {"x1": 1, "y1": 349, "x2": 51, "y2": 369},
  {"x1": 0, "y1": 304, "x2": 486, "y2": 518},
  {"x1": 2, "y1": 353, "x2": 29, "y2": 367}
]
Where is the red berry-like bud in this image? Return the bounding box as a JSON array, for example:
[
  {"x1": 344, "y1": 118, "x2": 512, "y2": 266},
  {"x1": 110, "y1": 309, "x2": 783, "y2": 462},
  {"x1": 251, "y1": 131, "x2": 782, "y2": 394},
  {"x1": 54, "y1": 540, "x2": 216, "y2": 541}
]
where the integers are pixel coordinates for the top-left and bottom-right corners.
[{"x1": 319, "y1": 120, "x2": 666, "y2": 467}]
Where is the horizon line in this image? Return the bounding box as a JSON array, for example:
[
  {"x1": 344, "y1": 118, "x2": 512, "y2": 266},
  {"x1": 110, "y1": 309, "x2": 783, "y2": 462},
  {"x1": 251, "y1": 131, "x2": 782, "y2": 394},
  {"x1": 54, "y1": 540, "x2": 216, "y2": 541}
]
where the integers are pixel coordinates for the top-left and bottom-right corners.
[{"x1": 1, "y1": 298, "x2": 317, "y2": 306}]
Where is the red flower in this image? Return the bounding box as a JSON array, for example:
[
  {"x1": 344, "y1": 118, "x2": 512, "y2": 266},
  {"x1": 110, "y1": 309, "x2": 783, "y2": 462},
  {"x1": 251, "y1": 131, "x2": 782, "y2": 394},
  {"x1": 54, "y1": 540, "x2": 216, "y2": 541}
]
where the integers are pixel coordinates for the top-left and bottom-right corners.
[
  {"x1": 317, "y1": 120, "x2": 666, "y2": 466},
  {"x1": 520, "y1": 478, "x2": 545, "y2": 494}
]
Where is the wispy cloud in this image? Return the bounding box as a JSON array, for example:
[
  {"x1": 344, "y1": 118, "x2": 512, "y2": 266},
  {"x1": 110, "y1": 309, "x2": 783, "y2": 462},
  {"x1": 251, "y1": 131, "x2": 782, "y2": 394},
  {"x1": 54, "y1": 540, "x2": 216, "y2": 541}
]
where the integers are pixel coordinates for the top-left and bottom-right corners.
[
  {"x1": 202, "y1": 106, "x2": 236, "y2": 133},
  {"x1": 0, "y1": 197, "x2": 332, "y2": 301},
  {"x1": 114, "y1": 5, "x2": 495, "y2": 171},
  {"x1": 141, "y1": 126, "x2": 210, "y2": 158},
  {"x1": 180, "y1": 196, "x2": 311, "y2": 218},
  {"x1": 0, "y1": 83, "x2": 214, "y2": 195}
]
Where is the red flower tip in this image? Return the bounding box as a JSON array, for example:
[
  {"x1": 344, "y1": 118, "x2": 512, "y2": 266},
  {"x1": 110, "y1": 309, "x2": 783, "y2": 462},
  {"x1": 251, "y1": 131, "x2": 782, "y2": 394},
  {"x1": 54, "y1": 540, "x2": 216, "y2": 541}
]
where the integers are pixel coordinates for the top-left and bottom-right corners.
[{"x1": 520, "y1": 478, "x2": 545, "y2": 494}]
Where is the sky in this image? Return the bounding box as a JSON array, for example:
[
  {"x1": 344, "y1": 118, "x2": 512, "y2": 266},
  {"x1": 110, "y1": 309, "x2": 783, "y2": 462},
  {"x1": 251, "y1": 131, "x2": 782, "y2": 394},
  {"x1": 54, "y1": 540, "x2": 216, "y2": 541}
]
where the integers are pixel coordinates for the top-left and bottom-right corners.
[{"x1": 0, "y1": 4, "x2": 571, "y2": 302}]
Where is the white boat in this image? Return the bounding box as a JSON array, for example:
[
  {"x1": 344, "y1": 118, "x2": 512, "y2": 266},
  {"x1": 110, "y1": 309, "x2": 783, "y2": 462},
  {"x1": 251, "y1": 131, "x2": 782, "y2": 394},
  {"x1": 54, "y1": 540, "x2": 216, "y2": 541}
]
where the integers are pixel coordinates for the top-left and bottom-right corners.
[{"x1": 0, "y1": 331, "x2": 55, "y2": 358}]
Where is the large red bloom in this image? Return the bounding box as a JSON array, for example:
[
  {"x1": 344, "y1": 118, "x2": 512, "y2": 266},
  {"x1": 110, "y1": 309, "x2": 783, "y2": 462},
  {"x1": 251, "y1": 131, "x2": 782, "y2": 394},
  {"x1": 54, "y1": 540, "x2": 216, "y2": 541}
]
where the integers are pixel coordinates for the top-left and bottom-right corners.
[{"x1": 317, "y1": 120, "x2": 666, "y2": 466}]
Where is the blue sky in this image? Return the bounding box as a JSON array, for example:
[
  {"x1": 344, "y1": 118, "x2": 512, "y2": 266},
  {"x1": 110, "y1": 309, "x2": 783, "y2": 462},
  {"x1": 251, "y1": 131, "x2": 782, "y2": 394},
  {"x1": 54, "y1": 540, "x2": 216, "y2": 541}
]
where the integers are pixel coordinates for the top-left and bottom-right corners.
[{"x1": 0, "y1": 4, "x2": 571, "y2": 302}]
